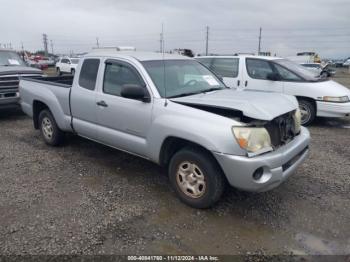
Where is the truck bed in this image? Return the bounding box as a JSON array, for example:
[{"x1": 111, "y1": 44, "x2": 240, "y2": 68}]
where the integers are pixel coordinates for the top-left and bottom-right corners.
[
  {"x1": 19, "y1": 75, "x2": 75, "y2": 132},
  {"x1": 23, "y1": 75, "x2": 74, "y2": 87}
]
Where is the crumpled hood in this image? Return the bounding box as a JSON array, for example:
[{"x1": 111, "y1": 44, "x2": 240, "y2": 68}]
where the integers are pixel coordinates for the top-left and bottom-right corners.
[
  {"x1": 0, "y1": 66, "x2": 42, "y2": 76},
  {"x1": 170, "y1": 89, "x2": 298, "y2": 121}
]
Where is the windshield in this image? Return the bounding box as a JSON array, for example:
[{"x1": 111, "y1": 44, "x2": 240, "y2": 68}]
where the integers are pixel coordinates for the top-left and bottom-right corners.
[
  {"x1": 142, "y1": 60, "x2": 226, "y2": 98},
  {"x1": 71, "y1": 59, "x2": 79, "y2": 64},
  {"x1": 0, "y1": 51, "x2": 26, "y2": 66},
  {"x1": 274, "y1": 59, "x2": 320, "y2": 81}
]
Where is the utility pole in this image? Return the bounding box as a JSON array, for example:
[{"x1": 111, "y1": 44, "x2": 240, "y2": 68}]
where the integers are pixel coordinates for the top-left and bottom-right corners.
[
  {"x1": 43, "y1": 33, "x2": 48, "y2": 57},
  {"x1": 96, "y1": 37, "x2": 100, "y2": 48},
  {"x1": 21, "y1": 42, "x2": 25, "y2": 60},
  {"x1": 205, "y1": 26, "x2": 209, "y2": 56},
  {"x1": 160, "y1": 23, "x2": 164, "y2": 53},
  {"x1": 50, "y1": 40, "x2": 54, "y2": 55},
  {"x1": 159, "y1": 33, "x2": 163, "y2": 53},
  {"x1": 258, "y1": 27, "x2": 262, "y2": 55}
]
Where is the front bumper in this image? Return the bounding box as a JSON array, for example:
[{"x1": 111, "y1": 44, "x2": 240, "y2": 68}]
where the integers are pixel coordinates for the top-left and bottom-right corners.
[
  {"x1": 316, "y1": 101, "x2": 350, "y2": 118},
  {"x1": 213, "y1": 127, "x2": 310, "y2": 192},
  {"x1": 0, "y1": 92, "x2": 20, "y2": 108}
]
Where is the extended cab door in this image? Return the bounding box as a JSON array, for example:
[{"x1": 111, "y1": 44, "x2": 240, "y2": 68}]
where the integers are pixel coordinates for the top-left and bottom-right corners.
[
  {"x1": 242, "y1": 58, "x2": 284, "y2": 93},
  {"x1": 95, "y1": 59, "x2": 153, "y2": 157},
  {"x1": 70, "y1": 58, "x2": 101, "y2": 139}
]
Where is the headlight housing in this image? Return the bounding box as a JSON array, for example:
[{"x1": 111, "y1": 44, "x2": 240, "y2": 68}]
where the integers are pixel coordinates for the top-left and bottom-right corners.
[
  {"x1": 232, "y1": 127, "x2": 272, "y2": 154},
  {"x1": 322, "y1": 96, "x2": 349, "y2": 103},
  {"x1": 293, "y1": 108, "x2": 302, "y2": 133}
]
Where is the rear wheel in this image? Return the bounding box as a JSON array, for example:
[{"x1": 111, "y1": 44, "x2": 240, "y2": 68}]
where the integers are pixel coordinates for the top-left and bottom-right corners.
[
  {"x1": 38, "y1": 110, "x2": 64, "y2": 146},
  {"x1": 298, "y1": 99, "x2": 316, "y2": 126},
  {"x1": 168, "y1": 147, "x2": 226, "y2": 208},
  {"x1": 57, "y1": 67, "x2": 62, "y2": 76}
]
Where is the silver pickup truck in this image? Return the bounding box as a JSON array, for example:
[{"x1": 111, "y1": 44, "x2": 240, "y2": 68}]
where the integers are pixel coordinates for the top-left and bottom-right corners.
[
  {"x1": 19, "y1": 50, "x2": 310, "y2": 208},
  {"x1": 0, "y1": 49, "x2": 42, "y2": 108}
]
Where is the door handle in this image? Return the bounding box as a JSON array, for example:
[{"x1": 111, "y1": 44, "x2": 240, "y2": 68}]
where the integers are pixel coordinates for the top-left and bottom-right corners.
[
  {"x1": 237, "y1": 80, "x2": 240, "y2": 86},
  {"x1": 244, "y1": 81, "x2": 248, "y2": 87},
  {"x1": 96, "y1": 100, "x2": 108, "y2": 107}
]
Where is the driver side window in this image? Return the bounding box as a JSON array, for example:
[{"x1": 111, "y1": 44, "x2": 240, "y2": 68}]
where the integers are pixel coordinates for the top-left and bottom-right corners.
[
  {"x1": 103, "y1": 61, "x2": 145, "y2": 97},
  {"x1": 273, "y1": 64, "x2": 302, "y2": 81},
  {"x1": 246, "y1": 59, "x2": 274, "y2": 80}
]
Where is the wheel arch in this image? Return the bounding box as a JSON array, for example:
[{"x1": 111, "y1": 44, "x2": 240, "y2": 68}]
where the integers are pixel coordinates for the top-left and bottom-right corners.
[
  {"x1": 296, "y1": 96, "x2": 317, "y2": 112},
  {"x1": 33, "y1": 100, "x2": 49, "y2": 129},
  {"x1": 159, "y1": 136, "x2": 221, "y2": 169}
]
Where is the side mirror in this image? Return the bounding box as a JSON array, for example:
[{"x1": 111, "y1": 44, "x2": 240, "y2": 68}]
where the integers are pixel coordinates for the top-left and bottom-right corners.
[
  {"x1": 267, "y1": 73, "x2": 280, "y2": 81},
  {"x1": 121, "y1": 84, "x2": 150, "y2": 102},
  {"x1": 67, "y1": 61, "x2": 71, "y2": 64}
]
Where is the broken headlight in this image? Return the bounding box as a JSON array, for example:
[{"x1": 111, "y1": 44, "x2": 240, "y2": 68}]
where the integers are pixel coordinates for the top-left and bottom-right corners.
[
  {"x1": 293, "y1": 108, "x2": 302, "y2": 133},
  {"x1": 232, "y1": 127, "x2": 272, "y2": 154}
]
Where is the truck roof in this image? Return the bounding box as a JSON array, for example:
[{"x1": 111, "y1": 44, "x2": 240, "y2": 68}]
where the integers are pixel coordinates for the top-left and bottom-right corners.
[
  {"x1": 196, "y1": 55, "x2": 282, "y2": 61},
  {"x1": 86, "y1": 50, "x2": 191, "y2": 61}
]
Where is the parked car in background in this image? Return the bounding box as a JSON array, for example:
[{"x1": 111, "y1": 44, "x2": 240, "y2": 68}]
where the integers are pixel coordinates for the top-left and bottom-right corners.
[
  {"x1": 56, "y1": 57, "x2": 80, "y2": 75},
  {"x1": 300, "y1": 63, "x2": 335, "y2": 78},
  {"x1": 321, "y1": 63, "x2": 336, "y2": 77},
  {"x1": 343, "y1": 58, "x2": 350, "y2": 67},
  {"x1": 300, "y1": 63, "x2": 323, "y2": 76},
  {"x1": 173, "y1": 49, "x2": 195, "y2": 57},
  {"x1": 196, "y1": 55, "x2": 350, "y2": 125},
  {"x1": 19, "y1": 51, "x2": 310, "y2": 208},
  {"x1": 0, "y1": 49, "x2": 42, "y2": 109}
]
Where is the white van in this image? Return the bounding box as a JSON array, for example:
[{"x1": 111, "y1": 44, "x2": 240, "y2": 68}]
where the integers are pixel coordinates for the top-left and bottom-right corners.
[{"x1": 196, "y1": 55, "x2": 350, "y2": 125}]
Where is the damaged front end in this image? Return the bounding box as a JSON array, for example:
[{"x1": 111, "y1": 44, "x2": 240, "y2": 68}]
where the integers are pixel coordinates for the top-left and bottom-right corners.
[{"x1": 174, "y1": 102, "x2": 302, "y2": 155}]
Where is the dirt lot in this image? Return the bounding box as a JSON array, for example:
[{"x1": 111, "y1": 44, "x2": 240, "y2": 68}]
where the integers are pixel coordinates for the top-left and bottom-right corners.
[{"x1": 0, "y1": 69, "x2": 349, "y2": 255}]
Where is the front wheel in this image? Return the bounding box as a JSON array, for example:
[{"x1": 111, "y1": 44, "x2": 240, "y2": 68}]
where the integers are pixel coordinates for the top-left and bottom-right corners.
[
  {"x1": 38, "y1": 110, "x2": 64, "y2": 146},
  {"x1": 168, "y1": 147, "x2": 226, "y2": 208},
  {"x1": 57, "y1": 67, "x2": 62, "y2": 76},
  {"x1": 298, "y1": 99, "x2": 316, "y2": 126}
]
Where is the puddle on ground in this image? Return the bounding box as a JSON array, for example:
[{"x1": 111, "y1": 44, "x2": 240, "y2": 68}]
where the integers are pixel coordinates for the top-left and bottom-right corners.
[{"x1": 295, "y1": 232, "x2": 349, "y2": 255}]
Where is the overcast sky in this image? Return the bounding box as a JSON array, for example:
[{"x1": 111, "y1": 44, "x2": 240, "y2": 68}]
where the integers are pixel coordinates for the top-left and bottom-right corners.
[{"x1": 1, "y1": 0, "x2": 349, "y2": 58}]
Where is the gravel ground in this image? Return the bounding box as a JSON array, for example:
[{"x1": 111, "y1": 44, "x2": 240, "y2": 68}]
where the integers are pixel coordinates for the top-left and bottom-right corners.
[{"x1": 0, "y1": 70, "x2": 349, "y2": 255}]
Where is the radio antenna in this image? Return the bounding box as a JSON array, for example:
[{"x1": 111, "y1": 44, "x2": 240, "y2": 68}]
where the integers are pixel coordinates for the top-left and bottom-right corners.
[{"x1": 162, "y1": 22, "x2": 168, "y2": 106}]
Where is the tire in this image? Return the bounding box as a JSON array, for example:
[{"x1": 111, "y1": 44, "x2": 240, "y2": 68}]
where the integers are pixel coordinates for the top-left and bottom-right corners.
[
  {"x1": 57, "y1": 67, "x2": 62, "y2": 76},
  {"x1": 168, "y1": 147, "x2": 226, "y2": 208},
  {"x1": 71, "y1": 69, "x2": 75, "y2": 76},
  {"x1": 38, "y1": 110, "x2": 64, "y2": 146},
  {"x1": 298, "y1": 99, "x2": 316, "y2": 126}
]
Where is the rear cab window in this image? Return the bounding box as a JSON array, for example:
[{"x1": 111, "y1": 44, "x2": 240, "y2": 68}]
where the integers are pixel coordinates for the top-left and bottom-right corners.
[{"x1": 78, "y1": 58, "x2": 100, "y2": 90}]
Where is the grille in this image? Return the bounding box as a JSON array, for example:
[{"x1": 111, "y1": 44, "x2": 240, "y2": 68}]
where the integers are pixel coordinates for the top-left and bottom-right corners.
[
  {"x1": 0, "y1": 74, "x2": 42, "y2": 93},
  {"x1": 265, "y1": 111, "x2": 298, "y2": 148}
]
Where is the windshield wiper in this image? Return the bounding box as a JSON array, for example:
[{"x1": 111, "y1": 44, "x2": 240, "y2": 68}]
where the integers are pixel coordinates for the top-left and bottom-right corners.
[
  {"x1": 168, "y1": 91, "x2": 203, "y2": 98},
  {"x1": 200, "y1": 87, "x2": 222, "y2": 93},
  {"x1": 168, "y1": 88, "x2": 223, "y2": 98}
]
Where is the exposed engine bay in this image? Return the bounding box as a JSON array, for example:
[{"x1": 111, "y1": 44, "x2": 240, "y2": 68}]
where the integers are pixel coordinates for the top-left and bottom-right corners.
[{"x1": 177, "y1": 102, "x2": 300, "y2": 149}]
